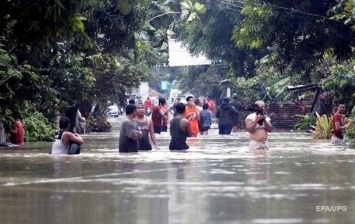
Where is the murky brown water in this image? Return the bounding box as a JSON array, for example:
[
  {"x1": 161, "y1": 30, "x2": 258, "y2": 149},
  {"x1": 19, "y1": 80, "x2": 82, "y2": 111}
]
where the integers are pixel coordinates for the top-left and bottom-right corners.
[{"x1": 0, "y1": 117, "x2": 355, "y2": 224}]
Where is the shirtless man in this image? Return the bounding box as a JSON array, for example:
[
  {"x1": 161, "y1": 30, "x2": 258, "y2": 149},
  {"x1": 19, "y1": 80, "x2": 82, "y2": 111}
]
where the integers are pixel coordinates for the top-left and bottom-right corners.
[{"x1": 245, "y1": 100, "x2": 273, "y2": 150}]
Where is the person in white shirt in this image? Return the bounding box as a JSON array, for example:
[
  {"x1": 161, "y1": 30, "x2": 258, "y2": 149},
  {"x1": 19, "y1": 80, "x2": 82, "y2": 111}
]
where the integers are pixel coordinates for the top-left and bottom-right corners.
[
  {"x1": 245, "y1": 100, "x2": 273, "y2": 150},
  {"x1": 50, "y1": 117, "x2": 84, "y2": 155}
]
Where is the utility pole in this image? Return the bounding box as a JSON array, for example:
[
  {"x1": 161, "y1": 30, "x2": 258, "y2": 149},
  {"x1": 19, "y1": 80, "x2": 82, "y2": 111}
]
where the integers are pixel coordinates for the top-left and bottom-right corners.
[{"x1": 219, "y1": 79, "x2": 231, "y2": 97}]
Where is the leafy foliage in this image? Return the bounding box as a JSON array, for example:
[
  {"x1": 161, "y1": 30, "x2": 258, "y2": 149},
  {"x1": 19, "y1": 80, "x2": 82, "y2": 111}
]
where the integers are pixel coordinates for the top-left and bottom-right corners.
[
  {"x1": 233, "y1": 0, "x2": 355, "y2": 76},
  {"x1": 321, "y1": 63, "x2": 355, "y2": 114},
  {"x1": 23, "y1": 112, "x2": 55, "y2": 142},
  {"x1": 176, "y1": 65, "x2": 225, "y2": 99},
  {"x1": 0, "y1": 0, "x2": 190, "y2": 139},
  {"x1": 331, "y1": 0, "x2": 355, "y2": 29},
  {"x1": 86, "y1": 116, "x2": 112, "y2": 133},
  {"x1": 294, "y1": 114, "x2": 316, "y2": 131},
  {"x1": 176, "y1": 0, "x2": 265, "y2": 78},
  {"x1": 345, "y1": 121, "x2": 355, "y2": 148},
  {"x1": 310, "y1": 112, "x2": 333, "y2": 139}
]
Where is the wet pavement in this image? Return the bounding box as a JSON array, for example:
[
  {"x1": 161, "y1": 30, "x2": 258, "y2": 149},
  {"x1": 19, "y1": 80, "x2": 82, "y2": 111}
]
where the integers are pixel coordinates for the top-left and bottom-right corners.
[{"x1": 0, "y1": 117, "x2": 355, "y2": 224}]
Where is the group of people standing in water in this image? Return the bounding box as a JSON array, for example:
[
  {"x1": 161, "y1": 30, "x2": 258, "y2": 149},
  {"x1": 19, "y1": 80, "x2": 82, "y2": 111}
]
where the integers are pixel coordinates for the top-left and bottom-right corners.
[
  {"x1": 118, "y1": 95, "x2": 273, "y2": 152},
  {"x1": 48, "y1": 95, "x2": 274, "y2": 155},
  {"x1": 11, "y1": 98, "x2": 353, "y2": 154},
  {"x1": 47, "y1": 94, "x2": 275, "y2": 155}
]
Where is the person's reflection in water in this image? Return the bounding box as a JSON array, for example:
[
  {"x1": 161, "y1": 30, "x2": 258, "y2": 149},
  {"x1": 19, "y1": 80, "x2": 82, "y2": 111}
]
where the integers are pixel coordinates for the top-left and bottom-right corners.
[
  {"x1": 245, "y1": 150, "x2": 270, "y2": 218},
  {"x1": 46, "y1": 157, "x2": 85, "y2": 224},
  {"x1": 166, "y1": 162, "x2": 192, "y2": 223},
  {"x1": 248, "y1": 150, "x2": 270, "y2": 184},
  {"x1": 186, "y1": 138, "x2": 200, "y2": 147},
  {"x1": 114, "y1": 162, "x2": 169, "y2": 224}
]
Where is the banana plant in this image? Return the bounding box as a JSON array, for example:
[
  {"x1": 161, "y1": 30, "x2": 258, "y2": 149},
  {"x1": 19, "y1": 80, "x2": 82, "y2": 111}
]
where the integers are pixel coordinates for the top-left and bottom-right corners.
[{"x1": 310, "y1": 112, "x2": 333, "y2": 139}]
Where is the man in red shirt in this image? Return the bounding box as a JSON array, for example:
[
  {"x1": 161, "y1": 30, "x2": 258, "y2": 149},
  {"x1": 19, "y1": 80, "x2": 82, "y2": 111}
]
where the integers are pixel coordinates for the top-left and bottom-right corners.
[
  {"x1": 144, "y1": 97, "x2": 152, "y2": 111},
  {"x1": 151, "y1": 97, "x2": 168, "y2": 134},
  {"x1": 331, "y1": 103, "x2": 349, "y2": 145}
]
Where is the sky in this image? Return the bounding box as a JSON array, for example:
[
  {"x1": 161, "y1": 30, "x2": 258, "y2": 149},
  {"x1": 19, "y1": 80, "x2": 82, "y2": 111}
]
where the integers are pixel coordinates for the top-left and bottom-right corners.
[{"x1": 168, "y1": 39, "x2": 211, "y2": 66}]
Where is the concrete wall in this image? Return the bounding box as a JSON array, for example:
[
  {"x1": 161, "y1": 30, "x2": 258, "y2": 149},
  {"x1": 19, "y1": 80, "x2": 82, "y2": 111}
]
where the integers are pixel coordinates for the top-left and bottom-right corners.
[{"x1": 0, "y1": 123, "x2": 6, "y2": 144}]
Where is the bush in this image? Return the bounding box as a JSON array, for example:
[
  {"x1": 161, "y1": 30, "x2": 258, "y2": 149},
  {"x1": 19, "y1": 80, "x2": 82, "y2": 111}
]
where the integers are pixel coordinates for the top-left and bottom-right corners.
[
  {"x1": 294, "y1": 114, "x2": 316, "y2": 130},
  {"x1": 345, "y1": 120, "x2": 355, "y2": 149},
  {"x1": 86, "y1": 115, "x2": 111, "y2": 133},
  {"x1": 23, "y1": 112, "x2": 55, "y2": 142}
]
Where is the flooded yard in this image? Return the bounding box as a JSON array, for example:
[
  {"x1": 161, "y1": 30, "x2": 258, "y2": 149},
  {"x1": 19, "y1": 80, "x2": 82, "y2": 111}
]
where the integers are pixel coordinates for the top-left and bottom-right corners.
[{"x1": 0, "y1": 117, "x2": 354, "y2": 224}]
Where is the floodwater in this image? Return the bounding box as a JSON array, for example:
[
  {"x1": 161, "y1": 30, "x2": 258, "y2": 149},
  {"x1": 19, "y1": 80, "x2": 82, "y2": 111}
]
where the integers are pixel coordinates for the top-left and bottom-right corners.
[{"x1": 1, "y1": 117, "x2": 355, "y2": 224}]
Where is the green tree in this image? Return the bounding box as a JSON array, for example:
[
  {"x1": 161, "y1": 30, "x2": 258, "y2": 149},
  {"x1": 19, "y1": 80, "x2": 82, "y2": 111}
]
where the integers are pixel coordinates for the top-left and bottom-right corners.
[
  {"x1": 176, "y1": 0, "x2": 266, "y2": 78},
  {"x1": 233, "y1": 0, "x2": 355, "y2": 76},
  {"x1": 176, "y1": 65, "x2": 225, "y2": 99},
  {"x1": 1, "y1": 0, "x2": 205, "y2": 135},
  {"x1": 331, "y1": 0, "x2": 355, "y2": 29},
  {"x1": 322, "y1": 63, "x2": 355, "y2": 113}
]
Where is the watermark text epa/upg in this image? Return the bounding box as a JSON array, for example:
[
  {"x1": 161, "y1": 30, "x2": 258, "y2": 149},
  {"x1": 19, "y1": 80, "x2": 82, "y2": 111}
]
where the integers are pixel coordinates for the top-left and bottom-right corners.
[{"x1": 316, "y1": 206, "x2": 347, "y2": 212}]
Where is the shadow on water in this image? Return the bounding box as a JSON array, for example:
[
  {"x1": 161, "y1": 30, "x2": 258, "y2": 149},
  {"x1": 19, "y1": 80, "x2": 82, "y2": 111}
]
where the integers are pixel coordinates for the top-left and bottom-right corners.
[{"x1": 0, "y1": 117, "x2": 355, "y2": 224}]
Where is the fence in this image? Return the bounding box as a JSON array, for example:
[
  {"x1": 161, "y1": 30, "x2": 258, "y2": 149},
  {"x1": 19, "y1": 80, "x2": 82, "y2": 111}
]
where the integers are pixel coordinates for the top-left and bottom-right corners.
[{"x1": 267, "y1": 103, "x2": 309, "y2": 130}]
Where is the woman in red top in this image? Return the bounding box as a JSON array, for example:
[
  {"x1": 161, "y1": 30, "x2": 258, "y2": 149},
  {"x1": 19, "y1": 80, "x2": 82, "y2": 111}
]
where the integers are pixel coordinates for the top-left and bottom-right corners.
[
  {"x1": 10, "y1": 120, "x2": 24, "y2": 145},
  {"x1": 184, "y1": 96, "x2": 200, "y2": 137}
]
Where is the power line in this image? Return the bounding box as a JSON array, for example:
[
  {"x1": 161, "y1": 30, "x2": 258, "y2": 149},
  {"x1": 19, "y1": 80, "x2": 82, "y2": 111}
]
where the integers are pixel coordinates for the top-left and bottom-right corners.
[
  {"x1": 220, "y1": 0, "x2": 244, "y2": 9},
  {"x1": 207, "y1": 0, "x2": 243, "y2": 13},
  {"x1": 216, "y1": 0, "x2": 332, "y2": 21}
]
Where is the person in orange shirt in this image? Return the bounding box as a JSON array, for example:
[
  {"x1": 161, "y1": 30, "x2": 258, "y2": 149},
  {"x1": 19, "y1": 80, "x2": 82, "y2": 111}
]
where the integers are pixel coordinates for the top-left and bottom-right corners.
[
  {"x1": 184, "y1": 96, "x2": 200, "y2": 137},
  {"x1": 206, "y1": 95, "x2": 216, "y2": 115}
]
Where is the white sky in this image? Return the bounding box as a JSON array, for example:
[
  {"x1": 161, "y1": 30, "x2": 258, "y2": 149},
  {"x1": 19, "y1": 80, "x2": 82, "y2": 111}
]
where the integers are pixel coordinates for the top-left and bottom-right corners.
[{"x1": 168, "y1": 39, "x2": 211, "y2": 66}]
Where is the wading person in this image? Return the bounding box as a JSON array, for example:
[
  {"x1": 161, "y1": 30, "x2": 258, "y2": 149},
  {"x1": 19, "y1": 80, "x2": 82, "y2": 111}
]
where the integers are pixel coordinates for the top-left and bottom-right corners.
[
  {"x1": 172, "y1": 97, "x2": 181, "y2": 116},
  {"x1": 245, "y1": 100, "x2": 273, "y2": 150},
  {"x1": 134, "y1": 103, "x2": 159, "y2": 150},
  {"x1": 50, "y1": 117, "x2": 84, "y2": 155},
  {"x1": 199, "y1": 103, "x2": 212, "y2": 135},
  {"x1": 119, "y1": 104, "x2": 142, "y2": 153},
  {"x1": 9, "y1": 119, "x2": 24, "y2": 145},
  {"x1": 194, "y1": 98, "x2": 202, "y2": 112},
  {"x1": 65, "y1": 104, "x2": 85, "y2": 134},
  {"x1": 229, "y1": 93, "x2": 243, "y2": 132},
  {"x1": 206, "y1": 95, "x2": 216, "y2": 115},
  {"x1": 65, "y1": 104, "x2": 78, "y2": 133},
  {"x1": 331, "y1": 103, "x2": 350, "y2": 145},
  {"x1": 216, "y1": 97, "x2": 238, "y2": 135},
  {"x1": 151, "y1": 97, "x2": 168, "y2": 134},
  {"x1": 144, "y1": 97, "x2": 152, "y2": 116},
  {"x1": 169, "y1": 103, "x2": 192, "y2": 150},
  {"x1": 184, "y1": 96, "x2": 200, "y2": 137}
]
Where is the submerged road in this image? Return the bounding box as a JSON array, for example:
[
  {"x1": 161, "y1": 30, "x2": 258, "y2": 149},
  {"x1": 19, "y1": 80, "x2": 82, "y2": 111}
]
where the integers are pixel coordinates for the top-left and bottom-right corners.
[{"x1": 0, "y1": 116, "x2": 354, "y2": 224}]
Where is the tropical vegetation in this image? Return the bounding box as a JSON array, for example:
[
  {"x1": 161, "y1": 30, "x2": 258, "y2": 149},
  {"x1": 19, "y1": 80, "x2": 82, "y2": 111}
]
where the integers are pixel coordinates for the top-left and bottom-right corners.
[
  {"x1": 2, "y1": 0, "x2": 355, "y2": 141},
  {"x1": 310, "y1": 112, "x2": 333, "y2": 139},
  {"x1": 0, "y1": 0, "x2": 204, "y2": 140},
  {"x1": 294, "y1": 114, "x2": 316, "y2": 131},
  {"x1": 345, "y1": 123, "x2": 355, "y2": 149}
]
